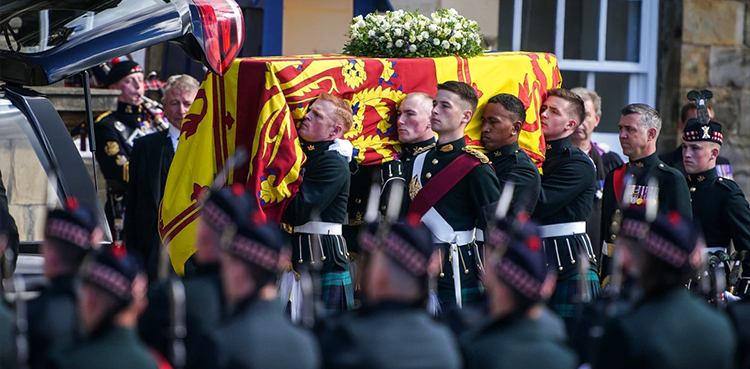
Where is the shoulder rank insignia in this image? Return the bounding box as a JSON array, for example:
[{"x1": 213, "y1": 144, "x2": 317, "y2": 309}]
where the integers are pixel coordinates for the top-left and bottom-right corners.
[
  {"x1": 409, "y1": 175, "x2": 421, "y2": 200},
  {"x1": 462, "y1": 147, "x2": 490, "y2": 164},
  {"x1": 105, "y1": 142, "x2": 120, "y2": 156},
  {"x1": 412, "y1": 143, "x2": 436, "y2": 157}
]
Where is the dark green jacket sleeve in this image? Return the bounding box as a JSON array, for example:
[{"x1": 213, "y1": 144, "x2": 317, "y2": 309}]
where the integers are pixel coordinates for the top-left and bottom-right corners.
[
  {"x1": 94, "y1": 122, "x2": 130, "y2": 183},
  {"x1": 534, "y1": 157, "x2": 595, "y2": 219},
  {"x1": 498, "y1": 163, "x2": 541, "y2": 214},
  {"x1": 470, "y1": 164, "x2": 501, "y2": 230},
  {"x1": 726, "y1": 188, "x2": 750, "y2": 277},
  {"x1": 284, "y1": 154, "x2": 348, "y2": 226}
]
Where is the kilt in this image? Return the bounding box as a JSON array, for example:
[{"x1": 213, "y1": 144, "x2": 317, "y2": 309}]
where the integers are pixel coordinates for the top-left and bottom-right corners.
[
  {"x1": 436, "y1": 243, "x2": 483, "y2": 306},
  {"x1": 321, "y1": 270, "x2": 355, "y2": 313},
  {"x1": 551, "y1": 269, "x2": 601, "y2": 332}
]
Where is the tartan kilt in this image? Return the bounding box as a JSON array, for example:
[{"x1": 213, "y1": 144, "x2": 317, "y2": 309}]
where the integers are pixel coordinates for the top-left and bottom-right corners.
[
  {"x1": 436, "y1": 243, "x2": 484, "y2": 305},
  {"x1": 551, "y1": 270, "x2": 601, "y2": 322},
  {"x1": 321, "y1": 270, "x2": 355, "y2": 313}
]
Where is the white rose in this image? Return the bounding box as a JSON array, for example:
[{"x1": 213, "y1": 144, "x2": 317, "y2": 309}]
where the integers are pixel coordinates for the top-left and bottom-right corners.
[
  {"x1": 421, "y1": 31, "x2": 429, "y2": 40},
  {"x1": 441, "y1": 40, "x2": 450, "y2": 49},
  {"x1": 417, "y1": 34, "x2": 423, "y2": 42},
  {"x1": 428, "y1": 24, "x2": 438, "y2": 33},
  {"x1": 380, "y1": 23, "x2": 390, "y2": 32},
  {"x1": 448, "y1": 8, "x2": 458, "y2": 16},
  {"x1": 394, "y1": 28, "x2": 402, "y2": 37},
  {"x1": 433, "y1": 38, "x2": 440, "y2": 45},
  {"x1": 409, "y1": 34, "x2": 416, "y2": 43},
  {"x1": 368, "y1": 30, "x2": 376, "y2": 37},
  {"x1": 379, "y1": 36, "x2": 386, "y2": 42},
  {"x1": 409, "y1": 44, "x2": 417, "y2": 53},
  {"x1": 395, "y1": 39, "x2": 404, "y2": 48},
  {"x1": 452, "y1": 42, "x2": 460, "y2": 49},
  {"x1": 455, "y1": 22, "x2": 463, "y2": 30},
  {"x1": 387, "y1": 42, "x2": 393, "y2": 49}
]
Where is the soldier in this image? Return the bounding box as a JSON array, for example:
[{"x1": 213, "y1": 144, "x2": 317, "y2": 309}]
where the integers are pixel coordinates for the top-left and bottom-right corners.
[
  {"x1": 284, "y1": 92, "x2": 355, "y2": 313},
  {"x1": 27, "y1": 199, "x2": 100, "y2": 369},
  {"x1": 530, "y1": 88, "x2": 598, "y2": 331},
  {"x1": 682, "y1": 117, "x2": 750, "y2": 281},
  {"x1": 462, "y1": 214, "x2": 577, "y2": 369},
  {"x1": 571, "y1": 87, "x2": 623, "y2": 260},
  {"x1": 138, "y1": 184, "x2": 252, "y2": 368},
  {"x1": 94, "y1": 59, "x2": 151, "y2": 239},
  {"x1": 600, "y1": 104, "x2": 692, "y2": 285},
  {"x1": 397, "y1": 92, "x2": 438, "y2": 161},
  {"x1": 480, "y1": 93, "x2": 541, "y2": 214},
  {"x1": 198, "y1": 217, "x2": 320, "y2": 369},
  {"x1": 51, "y1": 250, "x2": 157, "y2": 369},
  {"x1": 595, "y1": 209, "x2": 736, "y2": 369},
  {"x1": 660, "y1": 102, "x2": 733, "y2": 178},
  {"x1": 317, "y1": 218, "x2": 462, "y2": 369},
  {"x1": 405, "y1": 81, "x2": 500, "y2": 306}
]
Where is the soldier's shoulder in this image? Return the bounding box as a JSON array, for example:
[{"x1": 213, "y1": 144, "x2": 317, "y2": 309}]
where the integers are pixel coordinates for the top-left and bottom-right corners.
[
  {"x1": 714, "y1": 176, "x2": 742, "y2": 193},
  {"x1": 655, "y1": 161, "x2": 682, "y2": 175},
  {"x1": 462, "y1": 147, "x2": 490, "y2": 164}
]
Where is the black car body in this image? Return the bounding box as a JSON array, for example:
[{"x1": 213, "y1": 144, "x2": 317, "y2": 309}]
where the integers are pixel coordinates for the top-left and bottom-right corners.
[{"x1": 0, "y1": 0, "x2": 244, "y2": 276}]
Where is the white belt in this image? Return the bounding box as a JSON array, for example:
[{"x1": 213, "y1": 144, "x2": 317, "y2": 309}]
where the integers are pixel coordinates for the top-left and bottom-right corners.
[
  {"x1": 538, "y1": 221, "x2": 586, "y2": 238},
  {"x1": 704, "y1": 247, "x2": 726, "y2": 254},
  {"x1": 434, "y1": 230, "x2": 475, "y2": 246},
  {"x1": 475, "y1": 229, "x2": 484, "y2": 242},
  {"x1": 292, "y1": 221, "x2": 342, "y2": 235}
]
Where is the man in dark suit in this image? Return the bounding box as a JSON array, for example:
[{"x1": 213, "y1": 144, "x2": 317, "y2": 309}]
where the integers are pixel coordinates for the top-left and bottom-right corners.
[{"x1": 125, "y1": 74, "x2": 199, "y2": 280}]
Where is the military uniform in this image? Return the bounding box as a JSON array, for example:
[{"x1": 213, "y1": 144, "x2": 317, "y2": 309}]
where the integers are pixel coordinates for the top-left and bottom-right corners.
[
  {"x1": 462, "y1": 314, "x2": 578, "y2": 369},
  {"x1": 284, "y1": 140, "x2": 354, "y2": 313},
  {"x1": 318, "y1": 302, "x2": 461, "y2": 369},
  {"x1": 530, "y1": 136, "x2": 598, "y2": 328},
  {"x1": 405, "y1": 137, "x2": 500, "y2": 305},
  {"x1": 138, "y1": 262, "x2": 223, "y2": 369},
  {"x1": 727, "y1": 299, "x2": 750, "y2": 368},
  {"x1": 487, "y1": 141, "x2": 541, "y2": 214},
  {"x1": 94, "y1": 101, "x2": 152, "y2": 235},
  {"x1": 0, "y1": 300, "x2": 13, "y2": 369},
  {"x1": 600, "y1": 152, "x2": 692, "y2": 282},
  {"x1": 51, "y1": 327, "x2": 158, "y2": 369},
  {"x1": 596, "y1": 287, "x2": 735, "y2": 369},
  {"x1": 586, "y1": 142, "x2": 624, "y2": 260},
  {"x1": 200, "y1": 298, "x2": 320, "y2": 369},
  {"x1": 27, "y1": 276, "x2": 78, "y2": 369},
  {"x1": 688, "y1": 169, "x2": 750, "y2": 276}
]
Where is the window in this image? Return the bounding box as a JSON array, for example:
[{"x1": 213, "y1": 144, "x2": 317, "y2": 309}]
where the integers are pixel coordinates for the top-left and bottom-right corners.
[{"x1": 499, "y1": 0, "x2": 659, "y2": 136}]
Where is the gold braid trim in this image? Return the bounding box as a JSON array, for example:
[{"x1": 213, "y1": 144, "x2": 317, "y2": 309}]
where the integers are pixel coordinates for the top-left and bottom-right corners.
[
  {"x1": 462, "y1": 147, "x2": 490, "y2": 164},
  {"x1": 95, "y1": 111, "x2": 112, "y2": 123},
  {"x1": 411, "y1": 143, "x2": 436, "y2": 157},
  {"x1": 123, "y1": 161, "x2": 130, "y2": 182}
]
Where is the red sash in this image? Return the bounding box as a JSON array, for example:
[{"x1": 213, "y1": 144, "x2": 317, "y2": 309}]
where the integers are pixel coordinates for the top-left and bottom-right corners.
[
  {"x1": 408, "y1": 153, "x2": 481, "y2": 218},
  {"x1": 612, "y1": 164, "x2": 628, "y2": 205}
]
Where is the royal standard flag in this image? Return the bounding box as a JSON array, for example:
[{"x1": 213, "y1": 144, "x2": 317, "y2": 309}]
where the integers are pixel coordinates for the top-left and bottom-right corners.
[{"x1": 160, "y1": 52, "x2": 561, "y2": 274}]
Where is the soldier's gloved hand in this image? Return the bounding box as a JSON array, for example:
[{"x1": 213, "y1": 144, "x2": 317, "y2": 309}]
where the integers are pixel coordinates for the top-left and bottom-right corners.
[
  {"x1": 380, "y1": 160, "x2": 404, "y2": 185},
  {"x1": 329, "y1": 138, "x2": 354, "y2": 162}
]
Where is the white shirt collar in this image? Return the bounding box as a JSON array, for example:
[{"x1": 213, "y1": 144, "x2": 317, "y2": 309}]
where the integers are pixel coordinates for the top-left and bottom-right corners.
[{"x1": 167, "y1": 122, "x2": 180, "y2": 152}]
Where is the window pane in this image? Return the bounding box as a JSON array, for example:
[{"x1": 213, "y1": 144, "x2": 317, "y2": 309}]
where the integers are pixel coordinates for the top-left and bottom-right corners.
[
  {"x1": 497, "y1": 0, "x2": 515, "y2": 51},
  {"x1": 563, "y1": 0, "x2": 600, "y2": 60},
  {"x1": 595, "y1": 72, "x2": 630, "y2": 133},
  {"x1": 521, "y1": 0, "x2": 556, "y2": 53},
  {"x1": 560, "y1": 70, "x2": 586, "y2": 90},
  {"x1": 606, "y1": 0, "x2": 641, "y2": 62}
]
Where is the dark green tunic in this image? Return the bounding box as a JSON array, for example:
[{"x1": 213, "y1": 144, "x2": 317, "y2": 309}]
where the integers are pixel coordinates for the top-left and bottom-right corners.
[
  {"x1": 687, "y1": 168, "x2": 750, "y2": 277},
  {"x1": 317, "y1": 301, "x2": 462, "y2": 369},
  {"x1": 199, "y1": 298, "x2": 320, "y2": 369},
  {"x1": 489, "y1": 141, "x2": 541, "y2": 215},
  {"x1": 596, "y1": 287, "x2": 736, "y2": 369},
  {"x1": 462, "y1": 313, "x2": 578, "y2": 369},
  {"x1": 532, "y1": 137, "x2": 596, "y2": 225},
  {"x1": 51, "y1": 327, "x2": 158, "y2": 369},
  {"x1": 27, "y1": 276, "x2": 78, "y2": 369},
  {"x1": 0, "y1": 300, "x2": 13, "y2": 369},
  {"x1": 404, "y1": 138, "x2": 500, "y2": 304},
  {"x1": 138, "y1": 262, "x2": 224, "y2": 369},
  {"x1": 600, "y1": 153, "x2": 692, "y2": 280}
]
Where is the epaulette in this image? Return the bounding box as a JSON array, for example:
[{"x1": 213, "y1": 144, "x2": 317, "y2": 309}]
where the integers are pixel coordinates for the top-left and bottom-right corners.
[
  {"x1": 95, "y1": 111, "x2": 112, "y2": 123},
  {"x1": 412, "y1": 143, "x2": 436, "y2": 156},
  {"x1": 462, "y1": 147, "x2": 490, "y2": 164},
  {"x1": 716, "y1": 176, "x2": 738, "y2": 192},
  {"x1": 656, "y1": 162, "x2": 672, "y2": 172}
]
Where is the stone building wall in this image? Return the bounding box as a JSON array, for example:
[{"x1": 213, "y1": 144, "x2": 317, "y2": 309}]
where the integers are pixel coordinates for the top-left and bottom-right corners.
[{"x1": 659, "y1": 0, "x2": 750, "y2": 195}]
